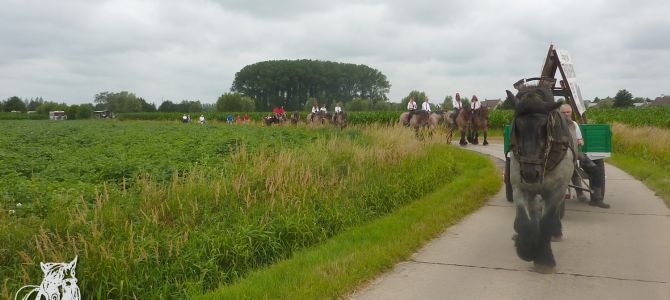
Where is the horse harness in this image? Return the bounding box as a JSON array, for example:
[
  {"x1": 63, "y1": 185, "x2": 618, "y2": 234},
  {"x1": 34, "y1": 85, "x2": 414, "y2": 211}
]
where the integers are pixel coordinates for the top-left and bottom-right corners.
[{"x1": 509, "y1": 110, "x2": 576, "y2": 182}]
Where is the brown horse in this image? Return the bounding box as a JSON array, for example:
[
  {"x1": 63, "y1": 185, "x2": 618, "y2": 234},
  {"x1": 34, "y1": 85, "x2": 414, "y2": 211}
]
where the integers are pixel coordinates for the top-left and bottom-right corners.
[
  {"x1": 399, "y1": 111, "x2": 412, "y2": 126},
  {"x1": 308, "y1": 112, "x2": 332, "y2": 125},
  {"x1": 332, "y1": 111, "x2": 347, "y2": 129},
  {"x1": 446, "y1": 107, "x2": 472, "y2": 145},
  {"x1": 290, "y1": 112, "x2": 300, "y2": 124},
  {"x1": 469, "y1": 106, "x2": 489, "y2": 145},
  {"x1": 405, "y1": 111, "x2": 445, "y2": 139}
]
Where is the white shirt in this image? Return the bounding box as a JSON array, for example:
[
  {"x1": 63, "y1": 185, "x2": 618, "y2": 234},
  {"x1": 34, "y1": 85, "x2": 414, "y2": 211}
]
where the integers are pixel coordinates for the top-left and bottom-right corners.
[
  {"x1": 422, "y1": 101, "x2": 431, "y2": 112},
  {"x1": 320, "y1": 107, "x2": 327, "y2": 113},
  {"x1": 312, "y1": 107, "x2": 319, "y2": 113},
  {"x1": 571, "y1": 120, "x2": 583, "y2": 140},
  {"x1": 471, "y1": 101, "x2": 481, "y2": 110},
  {"x1": 407, "y1": 101, "x2": 417, "y2": 110},
  {"x1": 335, "y1": 106, "x2": 342, "y2": 113},
  {"x1": 452, "y1": 98, "x2": 462, "y2": 109}
]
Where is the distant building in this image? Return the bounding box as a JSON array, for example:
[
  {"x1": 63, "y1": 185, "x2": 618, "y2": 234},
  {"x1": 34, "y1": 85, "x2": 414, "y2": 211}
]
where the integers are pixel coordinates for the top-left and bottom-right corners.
[
  {"x1": 651, "y1": 95, "x2": 670, "y2": 106},
  {"x1": 49, "y1": 111, "x2": 67, "y2": 120},
  {"x1": 482, "y1": 99, "x2": 502, "y2": 109}
]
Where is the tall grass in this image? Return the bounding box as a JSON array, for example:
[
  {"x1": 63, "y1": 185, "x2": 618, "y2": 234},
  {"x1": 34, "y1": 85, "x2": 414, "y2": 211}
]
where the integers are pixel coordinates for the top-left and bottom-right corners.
[
  {"x1": 609, "y1": 123, "x2": 670, "y2": 206},
  {"x1": 1, "y1": 125, "x2": 467, "y2": 299}
]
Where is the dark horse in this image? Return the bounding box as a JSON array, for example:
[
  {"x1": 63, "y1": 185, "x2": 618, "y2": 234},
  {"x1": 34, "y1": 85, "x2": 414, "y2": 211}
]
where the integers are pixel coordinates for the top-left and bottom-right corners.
[
  {"x1": 468, "y1": 106, "x2": 489, "y2": 145},
  {"x1": 290, "y1": 112, "x2": 300, "y2": 124},
  {"x1": 506, "y1": 86, "x2": 575, "y2": 273},
  {"x1": 446, "y1": 107, "x2": 472, "y2": 145},
  {"x1": 332, "y1": 111, "x2": 347, "y2": 129},
  {"x1": 263, "y1": 114, "x2": 286, "y2": 126}
]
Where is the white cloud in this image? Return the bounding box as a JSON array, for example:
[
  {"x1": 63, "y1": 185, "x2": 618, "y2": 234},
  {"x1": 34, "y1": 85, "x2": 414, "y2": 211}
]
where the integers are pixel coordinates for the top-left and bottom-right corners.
[{"x1": 0, "y1": 0, "x2": 668, "y2": 104}]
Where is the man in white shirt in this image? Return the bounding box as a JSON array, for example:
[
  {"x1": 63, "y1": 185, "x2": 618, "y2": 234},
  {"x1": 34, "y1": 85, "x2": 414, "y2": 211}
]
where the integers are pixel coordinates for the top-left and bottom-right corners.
[
  {"x1": 199, "y1": 115, "x2": 205, "y2": 124},
  {"x1": 320, "y1": 105, "x2": 327, "y2": 113},
  {"x1": 560, "y1": 104, "x2": 609, "y2": 208},
  {"x1": 333, "y1": 102, "x2": 343, "y2": 122},
  {"x1": 422, "y1": 97, "x2": 431, "y2": 112}
]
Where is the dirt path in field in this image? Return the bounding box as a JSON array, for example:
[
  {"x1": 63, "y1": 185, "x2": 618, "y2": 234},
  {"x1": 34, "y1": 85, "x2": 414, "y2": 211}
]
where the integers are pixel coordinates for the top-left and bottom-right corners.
[{"x1": 351, "y1": 142, "x2": 670, "y2": 300}]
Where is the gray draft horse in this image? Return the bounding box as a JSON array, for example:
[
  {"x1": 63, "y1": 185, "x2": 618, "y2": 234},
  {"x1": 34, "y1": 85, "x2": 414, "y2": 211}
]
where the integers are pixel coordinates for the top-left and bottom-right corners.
[{"x1": 506, "y1": 86, "x2": 575, "y2": 273}]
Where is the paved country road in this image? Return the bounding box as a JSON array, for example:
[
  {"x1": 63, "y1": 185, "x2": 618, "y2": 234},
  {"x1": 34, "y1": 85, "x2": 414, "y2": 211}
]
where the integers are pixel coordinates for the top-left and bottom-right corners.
[{"x1": 351, "y1": 142, "x2": 670, "y2": 300}]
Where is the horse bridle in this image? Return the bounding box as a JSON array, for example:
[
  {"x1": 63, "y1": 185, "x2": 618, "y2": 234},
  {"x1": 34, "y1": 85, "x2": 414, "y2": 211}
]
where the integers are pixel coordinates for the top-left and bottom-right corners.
[{"x1": 511, "y1": 112, "x2": 556, "y2": 182}]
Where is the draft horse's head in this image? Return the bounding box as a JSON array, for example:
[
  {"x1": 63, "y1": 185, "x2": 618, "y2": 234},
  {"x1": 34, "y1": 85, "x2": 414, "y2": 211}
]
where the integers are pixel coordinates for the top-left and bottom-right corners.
[{"x1": 506, "y1": 87, "x2": 561, "y2": 183}]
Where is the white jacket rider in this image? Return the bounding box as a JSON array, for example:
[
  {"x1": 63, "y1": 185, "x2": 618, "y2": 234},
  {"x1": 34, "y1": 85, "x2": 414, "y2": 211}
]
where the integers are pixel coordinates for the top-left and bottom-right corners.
[
  {"x1": 407, "y1": 99, "x2": 417, "y2": 110},
  {"x1": 421, "y1": 97, "x2": 431, "y2": 112},
  {"x1": 452, "y1": 93, "x2": 462, "y2": 110},
  {"x1": 471, "y1": 96, "x2": 481, "y2": 110}
]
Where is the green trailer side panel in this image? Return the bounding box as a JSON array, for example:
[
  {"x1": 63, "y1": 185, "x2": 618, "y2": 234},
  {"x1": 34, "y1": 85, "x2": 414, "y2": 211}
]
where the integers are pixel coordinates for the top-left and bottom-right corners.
[
  {"x1": 503, "y1": 123, "x2": 610, "y2": 156},
  {"x1": 504, "y1": 124, "x2": 511, "y2": 154},
  {"x1": 579, "y1": 124, "x2": 612, "y2": 153}
]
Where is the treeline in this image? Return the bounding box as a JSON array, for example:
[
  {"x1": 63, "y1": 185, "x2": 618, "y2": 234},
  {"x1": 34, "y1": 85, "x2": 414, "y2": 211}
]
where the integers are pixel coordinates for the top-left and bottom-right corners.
[
  {"x1": 0, "y1": 96, "x2": 94, "y2": 119},
  {"x1": 232, "y1": 59, "x2": 391, "y2": 111}
]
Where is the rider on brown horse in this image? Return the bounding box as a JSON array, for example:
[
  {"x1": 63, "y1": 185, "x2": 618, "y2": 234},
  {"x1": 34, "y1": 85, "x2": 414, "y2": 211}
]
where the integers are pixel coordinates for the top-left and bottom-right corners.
[
  {"x1": 450, "y1": 93, "x2": 463, "y2": 123},
  {"x1": 407, "y1": 96, "x2": 418, "y2": 123}
]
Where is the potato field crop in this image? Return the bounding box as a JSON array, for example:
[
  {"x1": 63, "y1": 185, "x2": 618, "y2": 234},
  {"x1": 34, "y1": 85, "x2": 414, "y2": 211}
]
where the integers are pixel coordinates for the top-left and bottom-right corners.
[{"x1": 0, "y1": 120, "x2": 469, "y2": 299}]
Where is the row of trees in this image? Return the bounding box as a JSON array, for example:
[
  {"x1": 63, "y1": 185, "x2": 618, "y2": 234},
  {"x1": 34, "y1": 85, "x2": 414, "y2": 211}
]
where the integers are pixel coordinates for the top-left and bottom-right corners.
[{"x1": 0, "y1": 96, "x2": 95, "y2": 119}]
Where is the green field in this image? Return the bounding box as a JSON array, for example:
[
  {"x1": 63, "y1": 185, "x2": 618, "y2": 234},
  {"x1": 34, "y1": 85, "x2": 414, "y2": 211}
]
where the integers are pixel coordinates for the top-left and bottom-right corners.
[{"x1": 0, "y1": 120, "x2": 496, "y2": 299}]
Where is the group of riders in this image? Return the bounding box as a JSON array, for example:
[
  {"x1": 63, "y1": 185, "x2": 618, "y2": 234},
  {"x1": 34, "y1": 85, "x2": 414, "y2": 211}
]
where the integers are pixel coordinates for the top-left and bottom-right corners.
[
  {"x1": 406, "y1": 92, "x2": 483, "y2": 126},
  {"x1": 310, "y1": 102, "x2": 344, "y2": 123},
  {"x1": 265, "y1": 101, "x2": 346, "y2": 125}
]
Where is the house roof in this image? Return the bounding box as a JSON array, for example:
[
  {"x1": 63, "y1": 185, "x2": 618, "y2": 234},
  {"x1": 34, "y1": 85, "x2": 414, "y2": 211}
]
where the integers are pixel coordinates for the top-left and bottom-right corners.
[
  {"x1": 482, "y1": 99, "x2": 501, "y2": 109},
  {"x1": 652, "y1": 96, "x2": 670, "y2": 106}
]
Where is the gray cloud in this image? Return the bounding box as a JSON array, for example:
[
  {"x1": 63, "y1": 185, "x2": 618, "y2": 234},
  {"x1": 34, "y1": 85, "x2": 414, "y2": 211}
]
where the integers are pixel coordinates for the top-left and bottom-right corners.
[{"x1": 1, "y1": 0, "x2": 668, "y2": 105}]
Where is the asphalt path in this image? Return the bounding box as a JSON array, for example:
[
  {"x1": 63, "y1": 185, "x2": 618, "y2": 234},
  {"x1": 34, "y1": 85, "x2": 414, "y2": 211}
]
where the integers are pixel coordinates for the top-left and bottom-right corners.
[{"x1": 351, "y1": 142, "x2": 670, "y2": 300}]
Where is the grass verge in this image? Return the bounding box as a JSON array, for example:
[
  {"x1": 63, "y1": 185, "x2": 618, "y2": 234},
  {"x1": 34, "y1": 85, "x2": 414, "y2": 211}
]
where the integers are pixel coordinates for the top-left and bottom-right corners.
[
  {"x1": 196, "y1": 149, "x2": 501, "y2": 299},
  {"x1": 607, "y1": 123, "x2": 670, "y2": 207}
]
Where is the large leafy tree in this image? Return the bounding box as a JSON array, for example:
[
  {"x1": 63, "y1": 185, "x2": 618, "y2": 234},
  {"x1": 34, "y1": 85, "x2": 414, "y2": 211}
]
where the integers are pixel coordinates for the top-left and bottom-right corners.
[
  {"x1": 4, "y1": 96, "x2": 27, "y2": 112},
  {"x1": 232, "y1": 60, "x2": 390, "y2": 111},
  {"x1": 94, "y1": 91, "x2": 155, "y2": 113},
  {"x1": 78, "y1": 104, "x2": 94, "y2": 119},
  {"x1": 216, "y1": 93, "x2": 255, "y2": 112},
  {"x1": 613, "y1": 89, "x2": 634, "y2": 108}
]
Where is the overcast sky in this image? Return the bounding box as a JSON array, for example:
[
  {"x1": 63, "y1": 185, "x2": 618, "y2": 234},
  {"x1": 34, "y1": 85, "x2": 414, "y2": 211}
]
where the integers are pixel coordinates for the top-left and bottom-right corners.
[{"x1": 1, "y1": 0, "x2": 668, "y2": 105}]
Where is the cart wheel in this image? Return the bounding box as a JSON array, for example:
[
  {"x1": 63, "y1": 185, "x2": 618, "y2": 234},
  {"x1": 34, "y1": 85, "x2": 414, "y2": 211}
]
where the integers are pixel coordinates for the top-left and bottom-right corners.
[
  {"x1": 592, "y1": 159, "x2": 606, "y2": 200},
  {"x1": 505, "y1": 157, "x2": 513, "y2": 202}
]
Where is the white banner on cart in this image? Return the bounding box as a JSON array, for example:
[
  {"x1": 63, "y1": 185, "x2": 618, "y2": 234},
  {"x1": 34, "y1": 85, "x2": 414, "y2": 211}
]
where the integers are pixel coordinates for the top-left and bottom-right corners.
[{"x1": 555, "y1": 48, "x2": 586, "y2": 115}]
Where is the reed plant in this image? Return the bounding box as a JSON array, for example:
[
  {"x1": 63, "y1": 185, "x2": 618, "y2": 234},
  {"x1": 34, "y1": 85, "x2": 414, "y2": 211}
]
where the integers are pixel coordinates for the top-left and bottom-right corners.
[
  {"x1": 0, "y1": 124, "x2": 476, "y2": 299},
  {"x1": 609, "y1": 122, "x2": 670, "y2": 205}
]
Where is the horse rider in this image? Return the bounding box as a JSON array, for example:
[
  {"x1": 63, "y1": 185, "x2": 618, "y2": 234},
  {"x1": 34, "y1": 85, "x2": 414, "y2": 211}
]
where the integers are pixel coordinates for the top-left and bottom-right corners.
[
  {"x1": 421, "y1": 96, "x2": 431, "y2": 114},
  {"x1": 471, "y1": 95, "x2": 481, "y2": 118},
  {"x1": 407, "y1": 96, "x2": 417, "y2": 122},
  {"x1": 199, "y1": 115, "x2": 205, "y2": 125},
  {"x1": 273, "y1": 106, "x2": 286, "y2": 120},
  {"x1": 450, "y1": 92, "x2": 463, "y2": 123},
  {"x1": 320, "y1": 105, "x2": 328, "y2": 114},
  {"x1": 311, "y1": 102, "x2": 319, "y2": 121},
  {"x1": 333, "y1": 102, "x2": 343, "y2": 122},
  {"x1": 560, "y1": 104, "x2": 610, "y2": 208}
]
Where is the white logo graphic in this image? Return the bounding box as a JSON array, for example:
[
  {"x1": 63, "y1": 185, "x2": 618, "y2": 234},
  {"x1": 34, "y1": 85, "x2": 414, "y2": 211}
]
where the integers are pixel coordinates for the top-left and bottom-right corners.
[{"x1": 14, "y1": 256, "x2": 80, "y2": 300}]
